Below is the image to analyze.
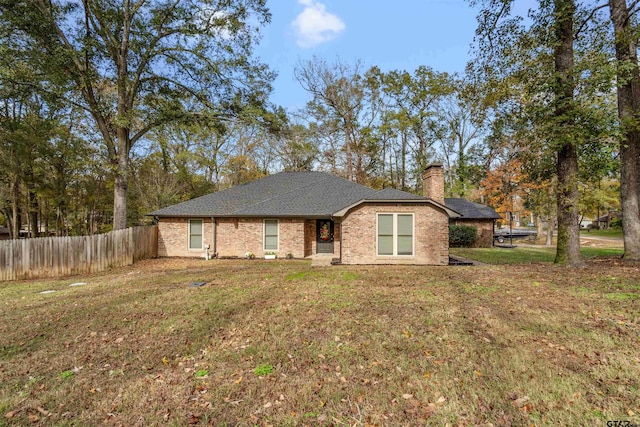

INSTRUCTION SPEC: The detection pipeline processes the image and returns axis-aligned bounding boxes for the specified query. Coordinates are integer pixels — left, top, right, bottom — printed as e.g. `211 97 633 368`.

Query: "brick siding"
340 203 449 265
422 164 445 204
158 217 307 258
158 206 446 264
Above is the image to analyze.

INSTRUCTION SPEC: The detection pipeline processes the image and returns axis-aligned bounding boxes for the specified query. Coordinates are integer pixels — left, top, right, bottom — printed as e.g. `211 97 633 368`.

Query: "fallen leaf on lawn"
114 337 124 344
402 394 414 400
424 403 437 418
263 402 272 408
36 407 49 416
513 396 530 407
5 410 18 419
409 398 421 408
234 376 243 384
424 372 431 379
475 370 482 377
28 414 39 423
436 396 446 404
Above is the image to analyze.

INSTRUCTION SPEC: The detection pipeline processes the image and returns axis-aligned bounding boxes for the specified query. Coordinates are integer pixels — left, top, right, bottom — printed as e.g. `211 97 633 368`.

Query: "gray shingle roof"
445 198 501 220
149 171 432 218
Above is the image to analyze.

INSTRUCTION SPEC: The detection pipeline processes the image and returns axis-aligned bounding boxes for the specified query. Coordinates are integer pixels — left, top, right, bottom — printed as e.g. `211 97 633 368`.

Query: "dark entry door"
316 219 334 254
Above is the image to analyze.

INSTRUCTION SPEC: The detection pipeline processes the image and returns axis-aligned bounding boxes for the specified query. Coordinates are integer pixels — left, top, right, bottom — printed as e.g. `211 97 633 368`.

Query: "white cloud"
291 0 345 48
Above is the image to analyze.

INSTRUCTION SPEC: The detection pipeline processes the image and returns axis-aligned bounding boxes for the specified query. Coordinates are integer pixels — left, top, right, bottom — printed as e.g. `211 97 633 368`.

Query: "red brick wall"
157 218 214 258
304 220 315 257
422 164 445 204
450 219 495 248
158 217 307 258
340 203 449 265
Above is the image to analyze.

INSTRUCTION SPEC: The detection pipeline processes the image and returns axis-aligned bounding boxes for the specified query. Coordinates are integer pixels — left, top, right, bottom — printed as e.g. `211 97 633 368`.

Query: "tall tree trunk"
29 188 38 238
553 0 583 266
345 123 354 181
609 0 640 260
546 217 555 247
112 127 130 230
401 131 407 190
11 175 20 239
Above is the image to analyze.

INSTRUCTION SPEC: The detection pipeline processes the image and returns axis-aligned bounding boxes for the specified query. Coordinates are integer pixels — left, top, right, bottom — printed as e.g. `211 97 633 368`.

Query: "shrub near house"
449 224 478 247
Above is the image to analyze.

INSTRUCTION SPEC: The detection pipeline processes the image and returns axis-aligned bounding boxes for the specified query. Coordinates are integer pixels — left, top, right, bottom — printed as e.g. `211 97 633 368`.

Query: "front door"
316 219 334 254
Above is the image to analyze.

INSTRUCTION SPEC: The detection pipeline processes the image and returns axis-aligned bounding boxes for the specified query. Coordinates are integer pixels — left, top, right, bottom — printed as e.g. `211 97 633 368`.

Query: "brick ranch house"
149 164 499 265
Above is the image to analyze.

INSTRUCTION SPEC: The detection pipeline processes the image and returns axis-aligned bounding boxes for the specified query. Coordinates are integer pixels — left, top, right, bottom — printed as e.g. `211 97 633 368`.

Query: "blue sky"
255 0 480 111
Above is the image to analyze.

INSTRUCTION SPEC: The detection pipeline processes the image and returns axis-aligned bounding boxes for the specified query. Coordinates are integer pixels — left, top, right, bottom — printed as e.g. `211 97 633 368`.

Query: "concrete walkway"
310 254 335 267
448 254 486 266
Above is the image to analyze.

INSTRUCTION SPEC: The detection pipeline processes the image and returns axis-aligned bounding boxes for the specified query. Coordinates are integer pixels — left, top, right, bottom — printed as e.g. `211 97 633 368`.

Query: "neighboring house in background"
445 198 502 248
0 226 10 241
593 211 619 229
150 164 463 265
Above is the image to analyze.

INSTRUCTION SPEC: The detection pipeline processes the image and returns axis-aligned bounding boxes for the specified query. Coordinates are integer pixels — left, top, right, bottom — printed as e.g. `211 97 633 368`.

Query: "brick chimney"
422 163 445 204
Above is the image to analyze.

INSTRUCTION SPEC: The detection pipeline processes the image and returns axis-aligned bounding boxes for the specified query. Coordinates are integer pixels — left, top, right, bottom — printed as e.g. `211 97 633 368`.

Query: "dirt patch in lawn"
1 258 639 426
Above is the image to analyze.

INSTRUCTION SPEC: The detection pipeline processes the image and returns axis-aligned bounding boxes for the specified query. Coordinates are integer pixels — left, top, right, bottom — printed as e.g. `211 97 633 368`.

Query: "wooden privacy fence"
0 226 158 281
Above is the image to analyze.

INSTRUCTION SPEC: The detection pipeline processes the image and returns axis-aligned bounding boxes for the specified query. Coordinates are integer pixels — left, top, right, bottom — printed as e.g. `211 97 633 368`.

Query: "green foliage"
0 0 275 229
60 370 74 379
449 225 477 247
194 369 209 378
253 364 273 376
610 217 622 229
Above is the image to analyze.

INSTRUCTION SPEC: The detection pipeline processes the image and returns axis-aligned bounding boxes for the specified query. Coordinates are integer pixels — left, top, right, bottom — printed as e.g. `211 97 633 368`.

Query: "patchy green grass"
0 258 639 426
581 228 623 238
451 246 624 264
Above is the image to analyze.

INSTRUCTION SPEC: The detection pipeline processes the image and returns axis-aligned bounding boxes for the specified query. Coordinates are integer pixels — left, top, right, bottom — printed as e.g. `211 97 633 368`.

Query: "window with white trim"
377 213 414 256
264 219 279 251
189 219 203 250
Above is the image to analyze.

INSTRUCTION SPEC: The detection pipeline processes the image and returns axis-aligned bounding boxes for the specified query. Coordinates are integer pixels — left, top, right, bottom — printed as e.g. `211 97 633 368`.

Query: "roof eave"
332 199 461 218
150 213 334 219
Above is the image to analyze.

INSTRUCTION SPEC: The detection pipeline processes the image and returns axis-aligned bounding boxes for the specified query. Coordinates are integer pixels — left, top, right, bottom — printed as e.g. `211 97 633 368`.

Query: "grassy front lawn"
581 229 623 238
450 246 624 265
1 258 638 426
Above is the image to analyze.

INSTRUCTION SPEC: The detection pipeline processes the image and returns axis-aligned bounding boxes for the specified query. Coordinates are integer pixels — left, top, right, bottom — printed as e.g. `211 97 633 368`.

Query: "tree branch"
575 3 608 39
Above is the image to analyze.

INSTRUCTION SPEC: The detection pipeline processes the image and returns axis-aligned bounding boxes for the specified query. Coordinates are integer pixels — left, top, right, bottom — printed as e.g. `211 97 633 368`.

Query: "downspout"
336 217 342 263
211 217 217 257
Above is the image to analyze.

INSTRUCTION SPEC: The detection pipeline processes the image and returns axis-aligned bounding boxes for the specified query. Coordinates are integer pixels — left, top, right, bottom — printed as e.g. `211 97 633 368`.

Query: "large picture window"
377 213 414 256
189 219 203 250
264 219 279 251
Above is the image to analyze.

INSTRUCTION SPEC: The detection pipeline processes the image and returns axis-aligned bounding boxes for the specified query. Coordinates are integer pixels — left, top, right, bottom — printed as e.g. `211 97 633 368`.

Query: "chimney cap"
424 163 444 171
